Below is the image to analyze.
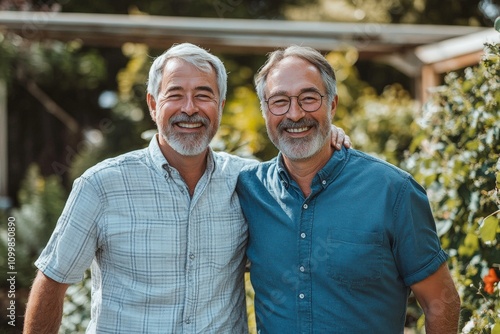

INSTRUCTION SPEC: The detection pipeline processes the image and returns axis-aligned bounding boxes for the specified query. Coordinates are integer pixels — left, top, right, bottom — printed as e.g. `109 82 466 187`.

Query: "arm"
411 263 461 334
330 125 351 150
24 270 70 334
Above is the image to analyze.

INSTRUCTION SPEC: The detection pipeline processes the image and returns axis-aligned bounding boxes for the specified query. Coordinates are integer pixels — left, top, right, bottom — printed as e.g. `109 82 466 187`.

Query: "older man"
237 45 461 333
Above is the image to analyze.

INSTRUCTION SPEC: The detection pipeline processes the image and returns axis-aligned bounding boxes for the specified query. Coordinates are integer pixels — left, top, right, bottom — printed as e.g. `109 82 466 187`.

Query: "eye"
195 94 214 102
299 93 320 104
165 93 184 101
269 95 289 106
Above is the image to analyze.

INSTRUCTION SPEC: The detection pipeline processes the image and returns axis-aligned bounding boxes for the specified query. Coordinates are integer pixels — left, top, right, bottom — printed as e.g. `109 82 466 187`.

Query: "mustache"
277 118 318 132
170 113 209 126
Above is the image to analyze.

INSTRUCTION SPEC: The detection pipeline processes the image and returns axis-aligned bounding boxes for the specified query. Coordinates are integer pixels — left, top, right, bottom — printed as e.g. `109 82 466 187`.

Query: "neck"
282 144 333 197
157 135 208 196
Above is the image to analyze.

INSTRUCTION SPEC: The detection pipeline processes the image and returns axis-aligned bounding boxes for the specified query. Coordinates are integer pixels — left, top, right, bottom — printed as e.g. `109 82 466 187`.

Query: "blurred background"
0 0 499 333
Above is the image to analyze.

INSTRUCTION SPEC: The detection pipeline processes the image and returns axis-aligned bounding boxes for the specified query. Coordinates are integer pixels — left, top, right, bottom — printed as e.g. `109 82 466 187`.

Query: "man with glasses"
237 45 460 333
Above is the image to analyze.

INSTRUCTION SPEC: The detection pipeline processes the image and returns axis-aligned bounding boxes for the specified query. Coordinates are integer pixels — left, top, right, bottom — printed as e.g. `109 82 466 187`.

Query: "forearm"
424 305 460 334
412 263 461 334
24 271 69 334
422 282 461 334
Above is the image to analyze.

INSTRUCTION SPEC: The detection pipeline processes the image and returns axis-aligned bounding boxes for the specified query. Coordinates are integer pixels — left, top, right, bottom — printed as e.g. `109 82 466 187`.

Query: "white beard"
267 116 331 161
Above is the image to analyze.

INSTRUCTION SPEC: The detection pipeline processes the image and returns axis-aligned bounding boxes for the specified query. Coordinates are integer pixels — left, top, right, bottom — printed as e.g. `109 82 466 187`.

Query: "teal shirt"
237 147 447 334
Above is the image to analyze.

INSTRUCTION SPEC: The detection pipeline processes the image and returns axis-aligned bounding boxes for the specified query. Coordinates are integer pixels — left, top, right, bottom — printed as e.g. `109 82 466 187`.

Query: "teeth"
286 126 309 133
178 122 202 129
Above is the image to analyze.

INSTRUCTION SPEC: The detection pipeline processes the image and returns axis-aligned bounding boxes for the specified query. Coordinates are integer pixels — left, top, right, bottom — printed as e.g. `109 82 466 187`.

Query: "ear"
146 93 157 122
330 95 339 119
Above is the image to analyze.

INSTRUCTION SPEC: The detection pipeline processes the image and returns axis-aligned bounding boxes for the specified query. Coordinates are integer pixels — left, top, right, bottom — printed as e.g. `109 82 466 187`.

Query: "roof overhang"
0 11 490 58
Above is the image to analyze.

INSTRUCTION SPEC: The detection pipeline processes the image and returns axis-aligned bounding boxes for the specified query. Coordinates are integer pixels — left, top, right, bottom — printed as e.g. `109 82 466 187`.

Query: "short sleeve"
392 177 448 286
35 176 104 283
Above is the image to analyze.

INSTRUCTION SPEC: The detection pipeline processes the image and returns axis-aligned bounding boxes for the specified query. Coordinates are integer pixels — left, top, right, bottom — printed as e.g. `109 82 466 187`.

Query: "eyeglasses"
265 91 325 116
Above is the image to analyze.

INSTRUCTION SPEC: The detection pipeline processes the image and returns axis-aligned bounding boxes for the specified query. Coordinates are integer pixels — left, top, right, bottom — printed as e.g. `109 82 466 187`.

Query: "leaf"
458 233 479 257
493 322 500 334
479 215 499 243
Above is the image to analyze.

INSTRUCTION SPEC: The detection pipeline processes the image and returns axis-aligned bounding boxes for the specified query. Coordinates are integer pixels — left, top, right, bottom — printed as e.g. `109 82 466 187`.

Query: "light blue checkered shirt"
36 136 254 333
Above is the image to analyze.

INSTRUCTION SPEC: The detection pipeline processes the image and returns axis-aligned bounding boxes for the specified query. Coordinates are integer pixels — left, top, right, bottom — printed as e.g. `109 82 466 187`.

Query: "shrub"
402 43 500 333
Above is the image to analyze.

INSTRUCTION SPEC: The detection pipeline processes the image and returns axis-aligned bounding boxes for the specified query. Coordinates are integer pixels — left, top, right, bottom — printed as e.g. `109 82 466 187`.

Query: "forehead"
266 57 324 95
161 58 219 94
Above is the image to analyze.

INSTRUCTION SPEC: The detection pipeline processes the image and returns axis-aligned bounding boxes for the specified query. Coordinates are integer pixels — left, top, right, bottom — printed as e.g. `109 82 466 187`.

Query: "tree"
60 0 316 20
285 0 497 26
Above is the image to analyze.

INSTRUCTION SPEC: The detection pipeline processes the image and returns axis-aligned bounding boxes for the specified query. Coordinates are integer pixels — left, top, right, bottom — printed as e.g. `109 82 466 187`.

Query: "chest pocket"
327 228 383 287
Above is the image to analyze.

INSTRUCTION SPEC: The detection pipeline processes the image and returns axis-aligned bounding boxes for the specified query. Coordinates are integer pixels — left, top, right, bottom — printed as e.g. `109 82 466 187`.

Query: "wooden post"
420 64 441 104
0 79 10 209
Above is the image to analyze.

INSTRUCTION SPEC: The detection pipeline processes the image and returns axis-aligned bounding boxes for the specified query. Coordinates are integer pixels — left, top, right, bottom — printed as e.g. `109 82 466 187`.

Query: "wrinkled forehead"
266 57 324 96
161 58 219 95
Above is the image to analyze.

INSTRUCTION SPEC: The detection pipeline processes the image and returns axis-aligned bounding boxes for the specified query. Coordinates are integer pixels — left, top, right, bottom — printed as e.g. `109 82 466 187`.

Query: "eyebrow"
269 87 321 97
195 86 216 95
165 85 216 95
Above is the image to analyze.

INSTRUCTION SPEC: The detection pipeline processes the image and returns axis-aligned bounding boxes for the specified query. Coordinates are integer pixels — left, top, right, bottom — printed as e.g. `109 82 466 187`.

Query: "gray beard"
268 117 331 161
159 113 215 156
160 131 211 156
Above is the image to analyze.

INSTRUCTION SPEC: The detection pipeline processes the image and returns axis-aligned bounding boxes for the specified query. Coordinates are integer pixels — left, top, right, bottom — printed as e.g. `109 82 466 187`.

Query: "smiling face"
263 56 337 161
147 58 223 157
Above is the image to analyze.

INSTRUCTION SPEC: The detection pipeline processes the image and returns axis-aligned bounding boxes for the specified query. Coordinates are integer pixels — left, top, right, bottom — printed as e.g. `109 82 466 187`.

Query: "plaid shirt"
36 136 253 333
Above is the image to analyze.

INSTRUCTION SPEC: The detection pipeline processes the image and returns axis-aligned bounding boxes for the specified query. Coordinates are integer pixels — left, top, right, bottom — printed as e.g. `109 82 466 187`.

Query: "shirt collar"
316 147 348 188
276 147 349 189
148 134 169 175
276 153 290 188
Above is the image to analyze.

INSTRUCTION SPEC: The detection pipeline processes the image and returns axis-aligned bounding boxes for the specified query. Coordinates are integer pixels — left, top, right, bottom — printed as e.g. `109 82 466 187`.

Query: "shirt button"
299 293 305 299
322 180 327 185
189 253 195 259
303 204 308 209
299 266 305 272
300 233 306 239
185 319 191 324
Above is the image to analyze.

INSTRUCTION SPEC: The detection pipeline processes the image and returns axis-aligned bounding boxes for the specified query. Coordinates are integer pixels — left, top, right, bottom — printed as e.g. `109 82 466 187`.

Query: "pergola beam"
0 11 489 56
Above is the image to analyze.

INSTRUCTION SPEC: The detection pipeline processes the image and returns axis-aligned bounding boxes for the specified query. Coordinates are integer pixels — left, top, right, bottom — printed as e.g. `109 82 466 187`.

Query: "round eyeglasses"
265 91 325 116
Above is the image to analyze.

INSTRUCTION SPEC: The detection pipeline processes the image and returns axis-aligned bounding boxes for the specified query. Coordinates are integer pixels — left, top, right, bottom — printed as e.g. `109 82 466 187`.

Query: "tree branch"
22 79 80 133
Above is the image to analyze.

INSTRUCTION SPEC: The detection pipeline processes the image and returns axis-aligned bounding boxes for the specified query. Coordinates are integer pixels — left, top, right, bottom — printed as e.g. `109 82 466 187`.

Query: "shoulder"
238 157 277 180
347 149 411 180
79 147 150 183
212 151 259 175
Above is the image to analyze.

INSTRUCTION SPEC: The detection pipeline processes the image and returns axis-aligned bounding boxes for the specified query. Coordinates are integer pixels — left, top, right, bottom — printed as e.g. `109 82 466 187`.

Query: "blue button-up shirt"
36 136 254 333
236 147 448 334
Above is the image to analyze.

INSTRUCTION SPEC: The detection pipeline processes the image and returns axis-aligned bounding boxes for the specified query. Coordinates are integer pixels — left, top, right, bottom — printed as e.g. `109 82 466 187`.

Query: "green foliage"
4 36 106 90
60 0 317 19
0 165 66 288
0 32 17 82
60 272 92 334
402 43 500 333
326 47 418 165
296 0 495 26
215 85 267 159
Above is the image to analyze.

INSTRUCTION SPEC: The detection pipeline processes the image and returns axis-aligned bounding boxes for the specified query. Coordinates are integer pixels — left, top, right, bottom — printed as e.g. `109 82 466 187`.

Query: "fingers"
330 125 352 150
334 127 344 150
343 134 352 149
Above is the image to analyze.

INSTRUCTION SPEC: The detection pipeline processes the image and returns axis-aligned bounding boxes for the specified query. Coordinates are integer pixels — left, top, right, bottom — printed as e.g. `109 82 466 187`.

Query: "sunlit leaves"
403 43 500 332
480 214 499 243
458 233 480 257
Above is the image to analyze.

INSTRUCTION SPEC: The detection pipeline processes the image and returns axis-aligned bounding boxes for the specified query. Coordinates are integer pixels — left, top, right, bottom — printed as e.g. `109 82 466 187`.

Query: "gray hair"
146 43 227 109
254 45 337 111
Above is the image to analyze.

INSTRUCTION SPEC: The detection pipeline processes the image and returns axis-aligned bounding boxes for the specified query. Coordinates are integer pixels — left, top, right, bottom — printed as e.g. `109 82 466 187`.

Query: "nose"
286 96 305 121
182 96 199 115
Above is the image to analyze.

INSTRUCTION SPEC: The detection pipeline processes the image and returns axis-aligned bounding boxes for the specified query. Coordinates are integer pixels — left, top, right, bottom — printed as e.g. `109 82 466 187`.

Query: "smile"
177 122 203 129
286 126 310 133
